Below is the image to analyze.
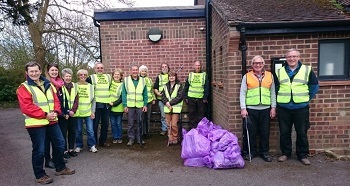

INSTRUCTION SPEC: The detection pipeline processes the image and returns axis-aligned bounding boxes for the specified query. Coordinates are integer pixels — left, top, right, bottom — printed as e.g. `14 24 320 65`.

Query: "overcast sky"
134 0 194 7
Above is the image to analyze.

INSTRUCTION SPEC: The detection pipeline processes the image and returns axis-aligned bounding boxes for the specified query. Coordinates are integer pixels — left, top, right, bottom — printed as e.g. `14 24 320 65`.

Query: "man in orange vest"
239 55 276 162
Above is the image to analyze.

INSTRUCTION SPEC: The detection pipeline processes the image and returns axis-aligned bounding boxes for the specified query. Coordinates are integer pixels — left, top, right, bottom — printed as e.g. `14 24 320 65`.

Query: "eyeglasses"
252 62 264 65
79 74 87 76
287 55 299 59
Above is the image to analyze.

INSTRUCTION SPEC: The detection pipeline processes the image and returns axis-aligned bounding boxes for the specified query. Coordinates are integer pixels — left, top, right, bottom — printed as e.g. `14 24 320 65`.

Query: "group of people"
17 60 209 184
240 48 319 165
17 47 317 184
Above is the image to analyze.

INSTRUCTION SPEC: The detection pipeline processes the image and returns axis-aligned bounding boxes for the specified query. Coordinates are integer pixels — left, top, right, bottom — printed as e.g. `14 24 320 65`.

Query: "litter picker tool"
245 116 252 163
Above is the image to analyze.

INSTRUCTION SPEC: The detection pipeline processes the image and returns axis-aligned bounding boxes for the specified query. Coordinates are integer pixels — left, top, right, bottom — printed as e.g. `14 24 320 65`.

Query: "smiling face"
78 71 88 82
131 66 139 79
140 70 147 77
63 73 72 83
94 63 104 74
113 71 121 82
251 56 265 74
48 66 59 78
26 65 42 83
286 50 300 69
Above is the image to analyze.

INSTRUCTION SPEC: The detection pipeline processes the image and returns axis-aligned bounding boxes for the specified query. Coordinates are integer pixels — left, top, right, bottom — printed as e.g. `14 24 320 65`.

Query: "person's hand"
109 102 113 106
203 99 208 103
69 110 75 117
46 112 57 121
90 113 95 119
270 107 276 118
142 106 147 112
152 100 156 105
241 109 248 118
185 99 188 104
64 115 69 120
124 107 129 113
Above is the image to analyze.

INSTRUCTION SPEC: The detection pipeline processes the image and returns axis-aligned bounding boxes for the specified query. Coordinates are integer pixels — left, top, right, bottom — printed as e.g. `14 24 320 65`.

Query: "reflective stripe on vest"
277 65 311 103
125 76 145 108
164 84 183 113
246 71 272 106
62 83 78 109
188 72 205 98
156 74 168 100
75 84 94 117
22 82 54 127
144 77 154 103
90 74 111 103
109 81 124 112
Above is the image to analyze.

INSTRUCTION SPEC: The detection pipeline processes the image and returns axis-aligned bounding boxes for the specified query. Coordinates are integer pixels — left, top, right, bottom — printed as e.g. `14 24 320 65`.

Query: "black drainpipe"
93 18 102 63
238 25 247 76
205 0 212 120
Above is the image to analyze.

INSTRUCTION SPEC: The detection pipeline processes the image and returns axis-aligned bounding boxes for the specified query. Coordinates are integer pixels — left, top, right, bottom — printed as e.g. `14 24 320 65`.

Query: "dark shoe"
63 152 70 159
36 175 53 184
55 167 75 176
68 151 77 157
64 159 68 163
300 158 311 165
137 140 145 145
242 154 255 161
261 154 272 162
45 160 55 169
278 155 288 162
99 142 110 147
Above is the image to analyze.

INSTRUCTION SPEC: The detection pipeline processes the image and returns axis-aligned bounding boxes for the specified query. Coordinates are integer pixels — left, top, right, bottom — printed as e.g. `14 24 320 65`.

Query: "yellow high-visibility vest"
156 74 168 100
143 77 155 103
62 83 78 109
277 65 311 103
75 84 94 117
90 74 111 103
109 81 124 112
21 82 55 127
246 71 273 105
188 72 205 98
164 84 183 113
124 76 145 108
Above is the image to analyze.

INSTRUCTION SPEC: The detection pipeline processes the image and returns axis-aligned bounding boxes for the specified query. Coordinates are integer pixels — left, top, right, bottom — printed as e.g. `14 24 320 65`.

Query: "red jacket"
17 76 62 128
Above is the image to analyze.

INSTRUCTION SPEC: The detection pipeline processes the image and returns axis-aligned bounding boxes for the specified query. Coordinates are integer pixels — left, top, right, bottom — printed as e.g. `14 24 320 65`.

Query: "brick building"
94 0 350 152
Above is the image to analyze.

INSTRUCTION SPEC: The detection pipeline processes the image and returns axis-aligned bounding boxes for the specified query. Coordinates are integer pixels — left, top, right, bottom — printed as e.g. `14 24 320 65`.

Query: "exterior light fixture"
148 27 162 43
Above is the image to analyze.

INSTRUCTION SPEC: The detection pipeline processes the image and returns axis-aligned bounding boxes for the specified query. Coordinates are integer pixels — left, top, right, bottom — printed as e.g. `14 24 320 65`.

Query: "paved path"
0 108 349 186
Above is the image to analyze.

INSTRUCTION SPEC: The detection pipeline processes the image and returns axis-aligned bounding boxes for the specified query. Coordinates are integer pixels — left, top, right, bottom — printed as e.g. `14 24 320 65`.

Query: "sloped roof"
211 0 350 23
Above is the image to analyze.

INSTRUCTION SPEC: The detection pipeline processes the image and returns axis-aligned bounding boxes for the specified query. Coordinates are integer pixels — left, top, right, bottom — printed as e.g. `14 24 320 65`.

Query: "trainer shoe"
35 175 53 184
113 139 118 144
278 155 288 162
300 158 311 165
74 147 82 153
160 131 166 136
89 145 98 153
127 139 134 146
117 139 123 144
55 167 75 176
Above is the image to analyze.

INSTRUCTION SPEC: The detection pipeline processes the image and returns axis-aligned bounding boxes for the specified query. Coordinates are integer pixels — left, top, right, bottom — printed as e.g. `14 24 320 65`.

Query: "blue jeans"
76 117 96 148
110 113 123 140
94 103 110 145
27 124 66 179
158 100 167 132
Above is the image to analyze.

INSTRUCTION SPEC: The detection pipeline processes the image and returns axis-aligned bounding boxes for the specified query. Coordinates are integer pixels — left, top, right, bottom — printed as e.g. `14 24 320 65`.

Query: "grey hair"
251 55 265 65
61 68 73 77
77 69 88 77
286 48 300 56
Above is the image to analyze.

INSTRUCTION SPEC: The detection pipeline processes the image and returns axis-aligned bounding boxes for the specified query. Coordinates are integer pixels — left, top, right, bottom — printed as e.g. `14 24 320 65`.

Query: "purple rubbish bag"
181 129 211 159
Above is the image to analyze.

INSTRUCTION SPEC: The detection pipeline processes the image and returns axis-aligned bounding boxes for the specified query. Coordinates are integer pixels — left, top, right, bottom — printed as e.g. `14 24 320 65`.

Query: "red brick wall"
99 19 206 83
211 13 350 151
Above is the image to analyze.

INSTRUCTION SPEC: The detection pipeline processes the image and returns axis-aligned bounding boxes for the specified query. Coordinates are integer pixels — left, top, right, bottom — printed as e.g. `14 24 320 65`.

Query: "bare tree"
0 0 134 68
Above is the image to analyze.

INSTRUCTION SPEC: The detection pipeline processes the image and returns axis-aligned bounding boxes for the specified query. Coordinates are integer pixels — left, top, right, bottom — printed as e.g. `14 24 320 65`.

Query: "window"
318 39 350 80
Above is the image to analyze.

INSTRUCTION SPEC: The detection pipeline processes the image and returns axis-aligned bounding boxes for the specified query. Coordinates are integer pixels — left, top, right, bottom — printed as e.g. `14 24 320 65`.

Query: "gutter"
93 18 103 63
235 19 350 35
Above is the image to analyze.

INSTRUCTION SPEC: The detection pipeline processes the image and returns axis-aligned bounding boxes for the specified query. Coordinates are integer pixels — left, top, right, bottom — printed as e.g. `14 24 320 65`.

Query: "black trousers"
58 116 77 150
278 105 310 160
187 97 206 129
94 104 110 145
242 108 271 156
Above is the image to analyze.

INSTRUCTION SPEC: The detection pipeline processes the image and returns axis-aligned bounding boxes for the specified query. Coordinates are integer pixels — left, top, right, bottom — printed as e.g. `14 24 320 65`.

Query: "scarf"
50 77 64 89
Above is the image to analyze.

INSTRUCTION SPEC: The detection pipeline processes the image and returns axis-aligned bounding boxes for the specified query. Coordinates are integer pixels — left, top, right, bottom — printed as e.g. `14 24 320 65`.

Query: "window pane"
319 43 345 76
